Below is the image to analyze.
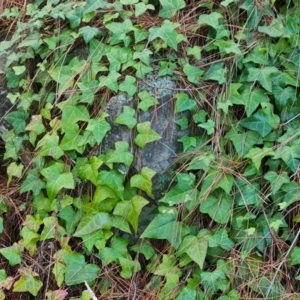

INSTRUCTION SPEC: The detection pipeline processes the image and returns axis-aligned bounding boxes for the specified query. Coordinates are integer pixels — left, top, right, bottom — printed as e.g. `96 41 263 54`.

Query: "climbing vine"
0 0 300 299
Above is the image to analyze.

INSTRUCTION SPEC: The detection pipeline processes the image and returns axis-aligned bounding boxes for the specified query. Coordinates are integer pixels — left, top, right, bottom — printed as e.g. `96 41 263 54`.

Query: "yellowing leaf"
134 122 161 148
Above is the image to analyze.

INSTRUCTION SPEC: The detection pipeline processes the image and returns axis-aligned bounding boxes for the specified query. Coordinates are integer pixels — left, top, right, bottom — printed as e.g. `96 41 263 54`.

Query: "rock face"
104 75 187 201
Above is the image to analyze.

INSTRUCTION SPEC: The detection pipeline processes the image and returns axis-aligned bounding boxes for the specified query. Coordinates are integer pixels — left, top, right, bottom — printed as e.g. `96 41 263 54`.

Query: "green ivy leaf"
239 109 278 138
213 40 242 55
289 246 300 266
0 243 22 266
175 92 197 113
37 134 64 160
138 91 159 112
130 167 156 196
79 157 103 185
187 46 201 61
86 113 111 144
64 252 100 286
208 229 234 251
119 75 137 97
134 122 161 148
247 67 280 92
79 26 101 44
60 123 85 153
7 162 23 186
78 80 99 104
41 162 75 200
74 212 111 237
149 20 181 50
159 0 186 18
177 235 208 269
135 3 155 17
99 71 121 92
5 111 28 134
200 194 232 224
226 129 260 157
114 195 149 233
57 100 90 124
198 12 223 27
160 173 196 206
258 18 284 37
264 171 290 195
141 212 189 249
98 170 124 199
203 62 226 84
183 63 204 84
218 290 240 300
199 119 215 135
106 141 134 167
274 145 300 172
244 147 275 170
115 106 137 129
84 0 107 13
13 267 43 296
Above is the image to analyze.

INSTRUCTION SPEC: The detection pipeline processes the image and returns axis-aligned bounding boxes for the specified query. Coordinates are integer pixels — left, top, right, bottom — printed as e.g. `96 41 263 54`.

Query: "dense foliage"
1 0 300 299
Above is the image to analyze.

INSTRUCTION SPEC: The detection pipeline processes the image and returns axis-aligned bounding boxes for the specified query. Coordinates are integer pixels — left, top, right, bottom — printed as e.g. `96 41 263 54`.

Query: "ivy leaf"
183 63 204 84
215 173 234 194
177 235 208 269
84 0 107 14
289 246 300 266
274 145 300 172
106 141 134 167
99 71 121 92
7 162 23 186
244 147 275 170
199 119 215 135
114 195 149 233
236 87 269 117
138 91 159 112
149 20 181 50
187 46 201 61
41 162 75 200
86 113 111 144
159 0 186 18
141 212 189 249
5 110 28 134
213 40 242 55
130 167 156 196
247 67 280 92
119 75 137 97
134 122 161 148
115 106 137 129
13 267 43 296
74 212 111 237
78 80 99 104
60 123 85 153
200 194 232 224
258 18 284 37
25 115 46 136
264 171 290 195
105 19 133 47
135 3 155 17
226 129 260 157
160 173 196 206
198 12 223 27
208 229 234 251
239 109 276 137
79 26 101 44
98 170 124 200
79 156 103 185
175 92 197 113
218 290 240 300
64 252 100 286
0 243 22 266
203 62 226 84
57 100 90 124
37 135 64 160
